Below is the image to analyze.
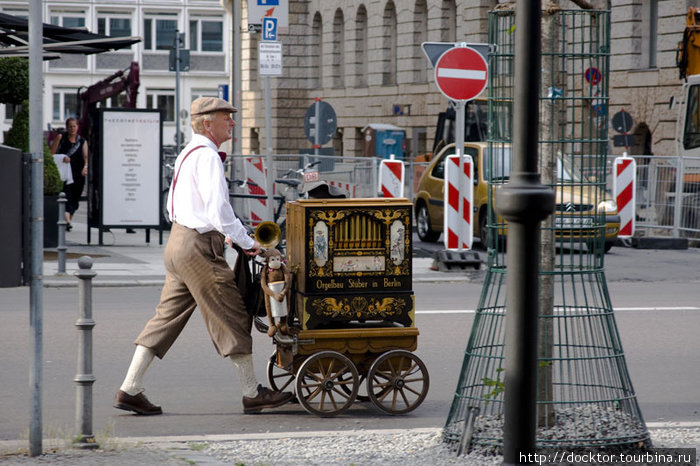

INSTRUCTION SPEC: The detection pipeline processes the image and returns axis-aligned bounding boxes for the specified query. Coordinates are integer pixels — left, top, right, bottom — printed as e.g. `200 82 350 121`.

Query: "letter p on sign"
262 17 277 41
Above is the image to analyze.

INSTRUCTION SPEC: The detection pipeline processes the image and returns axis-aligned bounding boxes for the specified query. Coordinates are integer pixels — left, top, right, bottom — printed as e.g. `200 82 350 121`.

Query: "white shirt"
167 134 254 249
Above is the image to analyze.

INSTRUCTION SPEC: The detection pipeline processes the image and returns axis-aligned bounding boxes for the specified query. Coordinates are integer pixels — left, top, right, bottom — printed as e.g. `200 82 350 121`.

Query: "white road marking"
416 306 700 314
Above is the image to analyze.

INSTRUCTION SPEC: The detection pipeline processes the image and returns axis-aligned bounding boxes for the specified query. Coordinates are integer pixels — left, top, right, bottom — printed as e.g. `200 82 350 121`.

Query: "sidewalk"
41 212 478 287
2 423 698 465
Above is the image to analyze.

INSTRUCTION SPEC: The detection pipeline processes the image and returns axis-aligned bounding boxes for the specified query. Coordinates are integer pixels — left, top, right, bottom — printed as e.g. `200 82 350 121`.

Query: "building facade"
0 0 691 159
238 0 689 159
1 0 230 147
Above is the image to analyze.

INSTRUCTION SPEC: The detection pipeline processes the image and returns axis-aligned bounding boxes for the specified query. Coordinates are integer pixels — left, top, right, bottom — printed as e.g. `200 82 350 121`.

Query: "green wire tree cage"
443 7 649 454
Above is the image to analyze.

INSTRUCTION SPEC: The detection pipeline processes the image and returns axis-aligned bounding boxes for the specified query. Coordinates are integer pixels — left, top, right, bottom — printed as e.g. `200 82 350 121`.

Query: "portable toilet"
362 124 405 159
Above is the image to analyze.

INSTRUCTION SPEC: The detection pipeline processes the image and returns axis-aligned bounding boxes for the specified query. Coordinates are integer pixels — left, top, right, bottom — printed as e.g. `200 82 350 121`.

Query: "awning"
0 12 140 57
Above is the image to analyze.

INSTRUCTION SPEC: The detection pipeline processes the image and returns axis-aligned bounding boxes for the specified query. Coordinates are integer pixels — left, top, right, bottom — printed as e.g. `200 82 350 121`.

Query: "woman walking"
50 117 88 231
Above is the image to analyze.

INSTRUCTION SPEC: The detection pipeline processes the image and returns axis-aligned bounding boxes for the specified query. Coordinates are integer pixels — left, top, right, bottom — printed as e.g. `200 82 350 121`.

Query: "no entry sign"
434 45 488 102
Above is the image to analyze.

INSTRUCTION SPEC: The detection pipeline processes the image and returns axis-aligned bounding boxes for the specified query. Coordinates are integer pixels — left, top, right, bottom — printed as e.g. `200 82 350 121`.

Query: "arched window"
382 1 397 85
413 0 428 83
311 12 322 89
333 9 345 88
441 0 456 42
355 4 368 87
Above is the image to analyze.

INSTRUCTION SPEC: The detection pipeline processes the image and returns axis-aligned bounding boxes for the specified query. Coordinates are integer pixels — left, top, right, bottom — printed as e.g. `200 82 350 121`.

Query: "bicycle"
228 161 322 254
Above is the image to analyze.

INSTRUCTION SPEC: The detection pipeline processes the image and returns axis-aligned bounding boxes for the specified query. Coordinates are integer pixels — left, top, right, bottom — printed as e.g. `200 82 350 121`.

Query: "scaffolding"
444 8 649 453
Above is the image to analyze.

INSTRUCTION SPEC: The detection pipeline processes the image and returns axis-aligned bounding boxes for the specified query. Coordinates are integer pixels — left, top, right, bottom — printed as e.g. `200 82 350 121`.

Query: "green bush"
0 58 29 104
4 100 63 196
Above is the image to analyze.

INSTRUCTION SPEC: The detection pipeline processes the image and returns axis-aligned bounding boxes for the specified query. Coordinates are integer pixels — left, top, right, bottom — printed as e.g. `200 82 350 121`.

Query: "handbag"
232 244 266 318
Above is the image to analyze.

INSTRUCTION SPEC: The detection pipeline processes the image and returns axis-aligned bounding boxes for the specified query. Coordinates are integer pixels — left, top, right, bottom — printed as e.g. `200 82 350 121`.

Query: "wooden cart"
258 198 430 417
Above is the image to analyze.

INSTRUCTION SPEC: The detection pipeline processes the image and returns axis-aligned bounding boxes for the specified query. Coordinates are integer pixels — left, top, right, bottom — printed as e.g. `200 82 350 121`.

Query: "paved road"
2 251 699 441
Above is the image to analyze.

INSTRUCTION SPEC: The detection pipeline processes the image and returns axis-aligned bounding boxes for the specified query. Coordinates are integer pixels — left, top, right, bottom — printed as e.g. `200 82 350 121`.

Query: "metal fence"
162 147 700 239
599 155 700 239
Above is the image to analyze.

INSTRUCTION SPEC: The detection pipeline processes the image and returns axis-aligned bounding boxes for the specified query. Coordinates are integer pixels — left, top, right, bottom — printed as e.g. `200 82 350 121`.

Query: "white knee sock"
119 345 155 396
230 353 259 398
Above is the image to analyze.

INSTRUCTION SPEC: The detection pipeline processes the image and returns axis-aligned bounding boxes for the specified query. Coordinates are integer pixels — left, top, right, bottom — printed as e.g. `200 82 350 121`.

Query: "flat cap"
190 97 237 116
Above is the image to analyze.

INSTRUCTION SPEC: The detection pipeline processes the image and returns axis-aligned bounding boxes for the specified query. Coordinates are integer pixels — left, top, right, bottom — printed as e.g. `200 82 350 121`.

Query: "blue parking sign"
262 17 277 41
258 0 279 5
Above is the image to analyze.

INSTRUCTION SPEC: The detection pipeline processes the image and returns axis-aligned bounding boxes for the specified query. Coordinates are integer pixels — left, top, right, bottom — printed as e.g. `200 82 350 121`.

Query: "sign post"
259 40 282 219
433 43 488 251
170 31 188 153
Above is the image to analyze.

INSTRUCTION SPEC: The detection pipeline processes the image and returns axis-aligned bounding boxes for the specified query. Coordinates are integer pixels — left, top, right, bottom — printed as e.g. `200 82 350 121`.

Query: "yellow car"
413 142 620 252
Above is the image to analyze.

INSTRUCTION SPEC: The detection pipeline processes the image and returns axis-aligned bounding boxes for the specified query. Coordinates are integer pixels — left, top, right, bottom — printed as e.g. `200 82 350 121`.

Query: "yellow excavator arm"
677 7 700 80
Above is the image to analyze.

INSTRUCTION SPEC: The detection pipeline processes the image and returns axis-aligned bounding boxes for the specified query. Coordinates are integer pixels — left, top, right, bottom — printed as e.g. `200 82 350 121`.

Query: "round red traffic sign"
584 67 601 86
434 46 488 102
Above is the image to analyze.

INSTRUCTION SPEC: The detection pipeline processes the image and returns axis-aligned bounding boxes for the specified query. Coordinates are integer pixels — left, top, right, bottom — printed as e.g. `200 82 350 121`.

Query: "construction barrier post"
444 154 473 250
613 153 636 238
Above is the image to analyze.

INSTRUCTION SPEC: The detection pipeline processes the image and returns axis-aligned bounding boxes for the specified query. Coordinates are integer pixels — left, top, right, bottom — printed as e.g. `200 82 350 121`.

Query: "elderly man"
114 97 292 415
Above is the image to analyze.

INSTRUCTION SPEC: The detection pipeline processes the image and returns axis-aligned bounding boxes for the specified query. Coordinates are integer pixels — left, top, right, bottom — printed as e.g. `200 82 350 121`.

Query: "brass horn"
254 221 282 248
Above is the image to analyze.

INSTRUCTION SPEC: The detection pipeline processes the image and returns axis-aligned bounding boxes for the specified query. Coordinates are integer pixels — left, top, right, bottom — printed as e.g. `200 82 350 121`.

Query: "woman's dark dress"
56 135 86 215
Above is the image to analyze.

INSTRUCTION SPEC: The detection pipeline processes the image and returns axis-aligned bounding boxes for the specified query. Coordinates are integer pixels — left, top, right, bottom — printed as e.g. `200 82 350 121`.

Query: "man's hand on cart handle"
245 240 263 256
225 237 263 256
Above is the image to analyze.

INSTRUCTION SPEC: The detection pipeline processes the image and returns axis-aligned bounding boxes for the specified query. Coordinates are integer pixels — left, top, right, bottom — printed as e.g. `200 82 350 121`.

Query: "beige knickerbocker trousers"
134 222 252 358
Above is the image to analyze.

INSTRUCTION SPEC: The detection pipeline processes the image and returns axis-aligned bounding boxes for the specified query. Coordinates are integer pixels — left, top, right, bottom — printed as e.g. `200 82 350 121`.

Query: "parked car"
413 143 620 252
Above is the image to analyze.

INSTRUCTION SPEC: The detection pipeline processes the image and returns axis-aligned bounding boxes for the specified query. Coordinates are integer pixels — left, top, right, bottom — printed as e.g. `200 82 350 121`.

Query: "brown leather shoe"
114 390 163 415
242 384 293 414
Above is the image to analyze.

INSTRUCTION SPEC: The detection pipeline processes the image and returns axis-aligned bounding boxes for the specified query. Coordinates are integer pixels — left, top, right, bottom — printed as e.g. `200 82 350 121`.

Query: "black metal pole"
57 193 67 275
74 257 98 449
494 1 554 464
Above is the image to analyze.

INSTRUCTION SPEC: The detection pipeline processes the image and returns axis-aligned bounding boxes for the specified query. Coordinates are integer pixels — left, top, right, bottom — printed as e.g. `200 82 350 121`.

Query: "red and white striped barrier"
613 154 636 238
444 154 473 250
378 159 405 198
243 156 268 226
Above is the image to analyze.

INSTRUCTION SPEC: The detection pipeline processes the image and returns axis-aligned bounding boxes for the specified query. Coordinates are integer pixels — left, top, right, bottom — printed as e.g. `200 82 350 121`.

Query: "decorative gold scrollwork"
309 296 407 320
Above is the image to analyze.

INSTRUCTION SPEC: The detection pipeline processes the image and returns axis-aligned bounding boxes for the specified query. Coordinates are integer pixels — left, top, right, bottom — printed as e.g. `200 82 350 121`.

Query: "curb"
2 423 698 453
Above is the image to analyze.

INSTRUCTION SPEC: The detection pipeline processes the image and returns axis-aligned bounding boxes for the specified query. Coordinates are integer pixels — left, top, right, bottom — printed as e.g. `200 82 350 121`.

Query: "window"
355 5 368 87
332 9 345 88
146 90 175 122
192 89 218 101
381 1 397 85
440 0 456 42
101 95 129 108
144 15 178 51
50 11 85 29
52 89 79 122
641 0 658 69
98 14 132 37
4 103 16 120
683 85 700 150
413 0 428 83
311 13 322 88
189 18 223 52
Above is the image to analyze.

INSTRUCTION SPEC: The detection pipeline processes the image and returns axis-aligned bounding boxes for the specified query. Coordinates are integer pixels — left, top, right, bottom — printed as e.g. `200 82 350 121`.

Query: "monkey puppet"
260 249 291 337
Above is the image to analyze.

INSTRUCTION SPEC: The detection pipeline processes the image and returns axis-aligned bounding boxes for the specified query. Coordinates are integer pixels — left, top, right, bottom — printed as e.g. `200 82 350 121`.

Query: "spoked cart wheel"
266 353 295 393
295 351 359 417
366 350 430 415
337 371 370 402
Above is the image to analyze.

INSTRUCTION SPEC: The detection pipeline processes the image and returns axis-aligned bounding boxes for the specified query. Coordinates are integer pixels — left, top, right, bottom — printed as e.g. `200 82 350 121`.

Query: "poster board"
99 109 162 228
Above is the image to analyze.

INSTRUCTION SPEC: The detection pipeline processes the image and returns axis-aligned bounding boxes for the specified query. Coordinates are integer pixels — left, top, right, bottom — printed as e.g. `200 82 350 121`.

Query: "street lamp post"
494 1 555 464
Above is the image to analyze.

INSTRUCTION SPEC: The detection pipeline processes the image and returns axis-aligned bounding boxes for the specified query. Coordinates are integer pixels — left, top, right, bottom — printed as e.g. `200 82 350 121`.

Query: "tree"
4 100 63 196
0 58 29 104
